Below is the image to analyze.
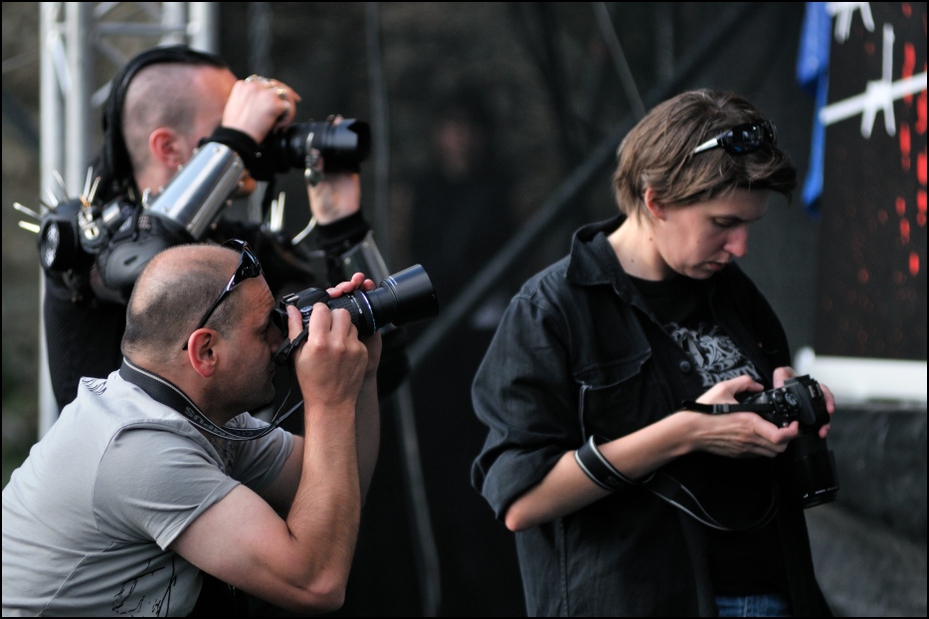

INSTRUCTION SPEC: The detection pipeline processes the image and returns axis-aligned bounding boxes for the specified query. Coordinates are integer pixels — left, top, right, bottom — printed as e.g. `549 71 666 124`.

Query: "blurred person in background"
405 87 526 615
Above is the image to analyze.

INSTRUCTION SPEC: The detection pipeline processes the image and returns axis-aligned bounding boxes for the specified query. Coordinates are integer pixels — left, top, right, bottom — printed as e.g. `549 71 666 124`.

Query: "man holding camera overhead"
3 239 381 615
35 44 405 414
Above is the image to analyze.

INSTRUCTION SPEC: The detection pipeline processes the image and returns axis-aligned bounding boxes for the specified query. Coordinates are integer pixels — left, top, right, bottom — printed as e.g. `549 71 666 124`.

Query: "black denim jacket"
471 216 831 616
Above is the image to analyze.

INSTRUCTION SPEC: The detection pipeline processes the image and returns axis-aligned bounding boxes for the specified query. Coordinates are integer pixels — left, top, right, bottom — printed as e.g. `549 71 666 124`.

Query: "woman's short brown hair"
612 89 797 217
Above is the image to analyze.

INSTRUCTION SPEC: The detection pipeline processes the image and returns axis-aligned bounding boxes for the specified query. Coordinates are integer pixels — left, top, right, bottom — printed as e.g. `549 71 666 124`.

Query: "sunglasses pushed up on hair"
693 119 777 155
181 239 262 350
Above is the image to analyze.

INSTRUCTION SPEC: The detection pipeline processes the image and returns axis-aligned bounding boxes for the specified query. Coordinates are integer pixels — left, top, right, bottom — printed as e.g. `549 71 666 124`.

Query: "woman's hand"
773 366 835 439
685 374 798 458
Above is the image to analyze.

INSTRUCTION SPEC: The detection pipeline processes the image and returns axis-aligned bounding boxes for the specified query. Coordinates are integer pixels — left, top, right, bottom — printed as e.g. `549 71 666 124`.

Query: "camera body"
738 375 840 508
272 264 438 364
739 374 830 429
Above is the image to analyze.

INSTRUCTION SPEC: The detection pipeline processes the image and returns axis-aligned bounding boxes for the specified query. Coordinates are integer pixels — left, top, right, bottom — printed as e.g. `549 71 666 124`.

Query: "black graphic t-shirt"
630 274 762 386
630 274 789 598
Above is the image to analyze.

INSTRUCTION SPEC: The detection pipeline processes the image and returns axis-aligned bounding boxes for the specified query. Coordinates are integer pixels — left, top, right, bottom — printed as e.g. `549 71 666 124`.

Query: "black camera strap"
638 399 783 531
119 358 302 441
680 401 776 415
579 433 778 532
273 326 310 365
643 467 779 532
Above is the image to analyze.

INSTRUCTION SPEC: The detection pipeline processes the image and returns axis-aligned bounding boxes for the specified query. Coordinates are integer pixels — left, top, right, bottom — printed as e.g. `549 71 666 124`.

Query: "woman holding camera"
471 89 834 617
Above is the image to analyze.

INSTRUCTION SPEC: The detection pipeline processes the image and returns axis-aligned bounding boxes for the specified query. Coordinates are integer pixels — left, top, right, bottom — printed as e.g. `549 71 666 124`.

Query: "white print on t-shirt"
665 322 761 387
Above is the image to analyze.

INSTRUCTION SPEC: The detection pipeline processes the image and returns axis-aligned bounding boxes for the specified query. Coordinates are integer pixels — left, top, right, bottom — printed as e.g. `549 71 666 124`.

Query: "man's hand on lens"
307 116 362 224
326 273 383 377
286 290 368 410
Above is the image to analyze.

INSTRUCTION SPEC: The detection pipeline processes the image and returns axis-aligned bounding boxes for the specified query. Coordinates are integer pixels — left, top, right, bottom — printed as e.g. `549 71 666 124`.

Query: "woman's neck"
608 214 671 281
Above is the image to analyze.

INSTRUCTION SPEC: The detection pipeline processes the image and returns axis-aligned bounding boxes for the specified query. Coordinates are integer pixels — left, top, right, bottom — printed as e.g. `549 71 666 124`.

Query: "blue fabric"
717 592 793 617
796 2 832 216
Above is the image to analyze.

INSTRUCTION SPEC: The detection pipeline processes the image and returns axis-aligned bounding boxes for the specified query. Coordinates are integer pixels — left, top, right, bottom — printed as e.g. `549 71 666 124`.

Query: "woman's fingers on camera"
699 413 794 458
742 416 796 457
697 374 762 404
820 382 836 415
772 366 797 389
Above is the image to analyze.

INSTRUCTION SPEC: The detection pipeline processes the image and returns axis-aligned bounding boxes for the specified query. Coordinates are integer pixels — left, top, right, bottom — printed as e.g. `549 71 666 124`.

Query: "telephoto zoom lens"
273 264 438 341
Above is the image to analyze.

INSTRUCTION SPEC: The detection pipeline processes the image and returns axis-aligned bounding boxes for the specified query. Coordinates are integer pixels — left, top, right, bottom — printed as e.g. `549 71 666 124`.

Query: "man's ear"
643 187 668 221
149 127 187 171
187 330 219 378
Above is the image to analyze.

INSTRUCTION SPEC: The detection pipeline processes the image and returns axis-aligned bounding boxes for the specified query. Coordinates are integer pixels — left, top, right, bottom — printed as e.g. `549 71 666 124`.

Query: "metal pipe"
365 3 441 615
366 2 392 265
592 2 646 120
64 2 92 193
38 2 65 437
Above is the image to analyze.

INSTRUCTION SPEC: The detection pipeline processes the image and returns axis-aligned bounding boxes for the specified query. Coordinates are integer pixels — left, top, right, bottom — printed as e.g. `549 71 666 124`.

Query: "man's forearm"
286 399 361 597
355 377 380 502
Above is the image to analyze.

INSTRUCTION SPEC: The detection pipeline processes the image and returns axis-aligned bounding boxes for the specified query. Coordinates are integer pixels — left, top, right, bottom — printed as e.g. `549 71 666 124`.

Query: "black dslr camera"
686 374 839 508
263 119 371 174
738 375 839 508
272 264 438 364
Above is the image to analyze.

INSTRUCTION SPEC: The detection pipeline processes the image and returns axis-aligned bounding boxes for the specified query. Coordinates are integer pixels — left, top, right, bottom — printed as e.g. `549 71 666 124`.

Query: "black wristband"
315 210 371 253
574 435 638 491
202 127 276 181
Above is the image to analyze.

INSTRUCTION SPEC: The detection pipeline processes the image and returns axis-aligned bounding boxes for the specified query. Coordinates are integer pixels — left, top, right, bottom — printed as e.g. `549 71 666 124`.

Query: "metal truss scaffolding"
37 2 219 436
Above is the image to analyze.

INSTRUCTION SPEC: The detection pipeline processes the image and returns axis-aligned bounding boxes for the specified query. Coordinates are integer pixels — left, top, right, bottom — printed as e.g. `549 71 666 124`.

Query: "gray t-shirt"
2 369 293 616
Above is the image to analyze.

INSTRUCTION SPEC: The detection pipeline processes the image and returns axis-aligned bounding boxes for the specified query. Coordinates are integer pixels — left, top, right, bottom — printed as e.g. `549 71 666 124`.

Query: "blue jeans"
716 593 793 617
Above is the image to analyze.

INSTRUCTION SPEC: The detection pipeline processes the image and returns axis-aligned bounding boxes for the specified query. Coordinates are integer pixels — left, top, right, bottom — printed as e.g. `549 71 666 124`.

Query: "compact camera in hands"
271 264 438 364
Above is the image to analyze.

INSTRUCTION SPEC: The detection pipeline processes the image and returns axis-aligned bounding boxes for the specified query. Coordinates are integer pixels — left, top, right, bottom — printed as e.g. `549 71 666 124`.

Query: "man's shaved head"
122 63 234 177
94 45 229 203
122 244 243 364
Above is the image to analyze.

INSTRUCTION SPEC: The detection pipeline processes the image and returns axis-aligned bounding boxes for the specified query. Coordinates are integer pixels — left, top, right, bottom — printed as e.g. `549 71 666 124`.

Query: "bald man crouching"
2 241 381 617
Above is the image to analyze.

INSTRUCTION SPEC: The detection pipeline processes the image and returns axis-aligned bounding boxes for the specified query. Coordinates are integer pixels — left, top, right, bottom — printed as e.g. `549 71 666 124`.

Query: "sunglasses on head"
693 119 777 155
181 239 263 350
